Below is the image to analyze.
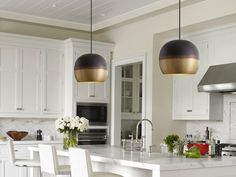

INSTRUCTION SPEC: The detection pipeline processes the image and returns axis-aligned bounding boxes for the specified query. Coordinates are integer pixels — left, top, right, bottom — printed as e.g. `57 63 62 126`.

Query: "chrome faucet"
135 119 154 141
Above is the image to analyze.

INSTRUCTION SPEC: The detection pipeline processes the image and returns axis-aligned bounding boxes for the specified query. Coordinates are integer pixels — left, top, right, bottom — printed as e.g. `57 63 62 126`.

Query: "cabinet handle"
16 108 23 111
89 95 95 97
186 110 192 112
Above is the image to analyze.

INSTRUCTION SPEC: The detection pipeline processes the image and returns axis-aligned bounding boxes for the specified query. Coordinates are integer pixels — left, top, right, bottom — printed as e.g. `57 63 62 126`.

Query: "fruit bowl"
6 131 28 141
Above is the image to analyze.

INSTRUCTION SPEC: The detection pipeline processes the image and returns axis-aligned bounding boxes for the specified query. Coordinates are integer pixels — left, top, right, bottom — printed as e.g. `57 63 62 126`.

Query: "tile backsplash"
0 118 62 140
187 94 236 143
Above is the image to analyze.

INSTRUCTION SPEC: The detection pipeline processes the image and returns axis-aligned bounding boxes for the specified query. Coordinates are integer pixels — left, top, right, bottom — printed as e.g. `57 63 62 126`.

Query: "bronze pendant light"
74 0 108 82
159 0 199 75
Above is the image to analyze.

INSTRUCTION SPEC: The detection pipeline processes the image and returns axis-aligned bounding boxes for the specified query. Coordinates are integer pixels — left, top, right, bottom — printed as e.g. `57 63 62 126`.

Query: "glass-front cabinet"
121 63 142 120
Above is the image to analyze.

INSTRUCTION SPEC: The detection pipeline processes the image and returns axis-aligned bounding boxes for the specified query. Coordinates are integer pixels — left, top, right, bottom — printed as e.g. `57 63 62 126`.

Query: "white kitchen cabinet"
121 63 142 120
42 49 64 115
0 34 64 118
0 46 41 115
75 49 110 103
18 47 41 114
172 41 210 120
0 45 19 113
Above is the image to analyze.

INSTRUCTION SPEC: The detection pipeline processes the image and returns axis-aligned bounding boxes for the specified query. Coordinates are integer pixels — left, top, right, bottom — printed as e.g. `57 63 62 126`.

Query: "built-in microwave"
76 103 107 125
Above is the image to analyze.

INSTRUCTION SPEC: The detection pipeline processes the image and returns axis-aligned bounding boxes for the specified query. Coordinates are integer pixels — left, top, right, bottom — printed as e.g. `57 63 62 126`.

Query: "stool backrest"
7 140 16 164
38 144 59 175
69 148 93 177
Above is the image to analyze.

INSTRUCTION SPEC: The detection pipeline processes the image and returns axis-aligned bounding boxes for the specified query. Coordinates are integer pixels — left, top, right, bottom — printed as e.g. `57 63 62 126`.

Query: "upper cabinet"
0 45 19 113
0 34 64 118
172 41 210 120
75 49 110 103
19 47 41 114
42 49 64 115
64 39 114 116
121 63 142 120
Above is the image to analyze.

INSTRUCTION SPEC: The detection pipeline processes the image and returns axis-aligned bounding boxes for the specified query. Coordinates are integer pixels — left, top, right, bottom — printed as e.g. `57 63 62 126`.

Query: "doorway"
111 54 147 146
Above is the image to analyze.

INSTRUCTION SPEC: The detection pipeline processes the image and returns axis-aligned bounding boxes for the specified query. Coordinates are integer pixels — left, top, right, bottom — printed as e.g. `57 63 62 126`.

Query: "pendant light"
159 0 199 75
74 0 108 82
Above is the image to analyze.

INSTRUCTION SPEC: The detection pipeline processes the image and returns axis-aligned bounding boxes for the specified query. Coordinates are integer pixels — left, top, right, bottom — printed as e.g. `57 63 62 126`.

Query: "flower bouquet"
55 116 89 149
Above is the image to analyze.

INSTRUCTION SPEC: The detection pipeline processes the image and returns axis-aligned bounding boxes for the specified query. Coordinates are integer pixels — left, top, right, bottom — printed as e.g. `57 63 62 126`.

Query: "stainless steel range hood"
198 63 236 92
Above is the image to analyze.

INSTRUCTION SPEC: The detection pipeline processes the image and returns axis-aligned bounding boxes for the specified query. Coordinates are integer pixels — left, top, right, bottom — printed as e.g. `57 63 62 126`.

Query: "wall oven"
78 128 107 145
76 103 107 125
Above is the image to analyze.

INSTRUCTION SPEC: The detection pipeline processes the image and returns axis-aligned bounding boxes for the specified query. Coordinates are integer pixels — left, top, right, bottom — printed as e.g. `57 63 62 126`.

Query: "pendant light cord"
179 0 181 40
90 0 93 53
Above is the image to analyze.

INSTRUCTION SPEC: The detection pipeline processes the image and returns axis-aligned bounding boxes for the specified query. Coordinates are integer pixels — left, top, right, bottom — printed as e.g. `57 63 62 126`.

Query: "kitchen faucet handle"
128 134 134 141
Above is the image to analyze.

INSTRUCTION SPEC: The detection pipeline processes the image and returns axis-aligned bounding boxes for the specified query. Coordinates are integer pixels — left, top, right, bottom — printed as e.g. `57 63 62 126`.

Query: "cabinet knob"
186 110 192 112
44 108 47 111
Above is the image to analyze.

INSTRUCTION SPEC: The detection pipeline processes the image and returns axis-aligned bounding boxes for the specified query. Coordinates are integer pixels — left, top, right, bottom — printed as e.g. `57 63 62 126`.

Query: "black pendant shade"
159 0 199 75
74 0 108 82
159 40 199 74
74 54 108 82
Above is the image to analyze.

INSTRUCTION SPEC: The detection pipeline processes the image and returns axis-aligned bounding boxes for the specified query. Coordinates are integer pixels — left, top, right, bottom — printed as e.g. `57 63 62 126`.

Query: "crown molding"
0 10 90 31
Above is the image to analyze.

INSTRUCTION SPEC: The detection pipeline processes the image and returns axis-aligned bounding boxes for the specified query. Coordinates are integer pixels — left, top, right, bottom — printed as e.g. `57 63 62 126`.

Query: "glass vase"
63 131 78 149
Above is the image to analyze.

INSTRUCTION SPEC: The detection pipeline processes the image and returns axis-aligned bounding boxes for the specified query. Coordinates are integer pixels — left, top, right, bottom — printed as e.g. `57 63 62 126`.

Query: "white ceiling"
0 0 184 31
0 0 158 24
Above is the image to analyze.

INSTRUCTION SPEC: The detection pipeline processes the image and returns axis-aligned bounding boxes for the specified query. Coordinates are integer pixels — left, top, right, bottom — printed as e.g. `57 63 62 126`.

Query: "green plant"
185 146 201 158
174 138 186 156
164 134 179 153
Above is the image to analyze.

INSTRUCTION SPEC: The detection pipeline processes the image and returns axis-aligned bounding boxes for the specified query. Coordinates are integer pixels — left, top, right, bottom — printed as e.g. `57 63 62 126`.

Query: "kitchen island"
29 145 236 177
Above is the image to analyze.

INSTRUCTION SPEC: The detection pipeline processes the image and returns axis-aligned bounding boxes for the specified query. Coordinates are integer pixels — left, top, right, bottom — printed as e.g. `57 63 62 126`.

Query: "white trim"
0 10 90 31
111 53 147 146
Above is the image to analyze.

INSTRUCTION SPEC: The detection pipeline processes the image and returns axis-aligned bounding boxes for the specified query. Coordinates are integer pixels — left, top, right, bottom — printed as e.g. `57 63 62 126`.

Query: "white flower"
55 116 89 133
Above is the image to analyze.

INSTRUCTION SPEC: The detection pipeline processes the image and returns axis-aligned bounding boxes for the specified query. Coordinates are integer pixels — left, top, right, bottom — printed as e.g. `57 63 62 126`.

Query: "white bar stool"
7 140 41 177
38 144 70 177
69 148 123 177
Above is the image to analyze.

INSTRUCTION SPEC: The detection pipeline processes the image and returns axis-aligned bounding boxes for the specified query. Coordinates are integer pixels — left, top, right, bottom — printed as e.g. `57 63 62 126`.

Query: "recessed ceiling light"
100 13 106 17
52 4 57 8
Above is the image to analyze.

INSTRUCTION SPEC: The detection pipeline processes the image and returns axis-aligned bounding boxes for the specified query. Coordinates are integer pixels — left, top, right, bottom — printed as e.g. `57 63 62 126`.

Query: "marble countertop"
29 145 236 171
0 140 63 145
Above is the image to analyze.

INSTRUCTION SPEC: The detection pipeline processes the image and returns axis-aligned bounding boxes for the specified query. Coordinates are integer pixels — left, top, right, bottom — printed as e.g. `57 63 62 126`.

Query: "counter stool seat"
58 165 71 175
94 172 123 177
14 159 40 167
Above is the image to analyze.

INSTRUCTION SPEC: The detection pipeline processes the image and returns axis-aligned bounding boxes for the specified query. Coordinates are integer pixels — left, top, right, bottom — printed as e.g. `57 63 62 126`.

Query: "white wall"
96 0 236 149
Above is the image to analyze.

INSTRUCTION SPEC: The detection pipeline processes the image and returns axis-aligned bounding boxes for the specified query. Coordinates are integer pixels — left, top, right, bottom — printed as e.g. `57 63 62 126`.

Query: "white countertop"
0 140 63 145
29 145 236 171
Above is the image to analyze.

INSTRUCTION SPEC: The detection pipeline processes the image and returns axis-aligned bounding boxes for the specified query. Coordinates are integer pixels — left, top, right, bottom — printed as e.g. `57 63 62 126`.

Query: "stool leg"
19 167 28 177
1 160 5 177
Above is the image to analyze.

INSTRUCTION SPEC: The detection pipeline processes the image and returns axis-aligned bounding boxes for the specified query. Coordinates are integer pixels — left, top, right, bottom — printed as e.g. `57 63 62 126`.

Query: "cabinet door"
173 75 193 119
192 41 209 118
0 46 19 113
19 47 41 113
192 70 209 117
43 49 63 114
172 41 210 120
